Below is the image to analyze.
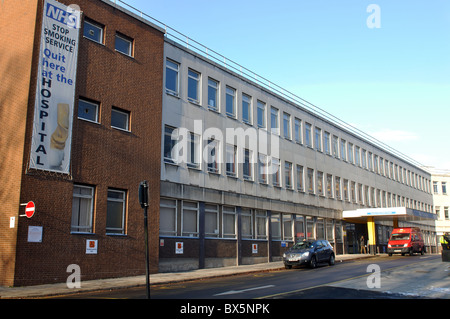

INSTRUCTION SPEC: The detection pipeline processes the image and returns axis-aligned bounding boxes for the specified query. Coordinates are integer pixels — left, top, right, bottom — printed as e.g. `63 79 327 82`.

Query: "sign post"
139 181 150 299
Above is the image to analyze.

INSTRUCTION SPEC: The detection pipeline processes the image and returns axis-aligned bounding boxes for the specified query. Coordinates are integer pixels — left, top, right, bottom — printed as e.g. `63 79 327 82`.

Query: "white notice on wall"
86 239 98 254
28 226 43 242
175 242 184 254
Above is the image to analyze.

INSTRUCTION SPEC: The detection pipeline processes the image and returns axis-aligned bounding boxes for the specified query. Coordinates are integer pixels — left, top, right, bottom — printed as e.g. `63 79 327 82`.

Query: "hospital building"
0 0 438 286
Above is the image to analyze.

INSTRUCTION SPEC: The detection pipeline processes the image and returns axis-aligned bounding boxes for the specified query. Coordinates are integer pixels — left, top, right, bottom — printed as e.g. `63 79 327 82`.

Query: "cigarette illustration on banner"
49 103 70 168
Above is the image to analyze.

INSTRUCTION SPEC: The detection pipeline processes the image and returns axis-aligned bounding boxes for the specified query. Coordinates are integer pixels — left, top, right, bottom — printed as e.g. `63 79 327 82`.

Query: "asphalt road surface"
53 254 448 300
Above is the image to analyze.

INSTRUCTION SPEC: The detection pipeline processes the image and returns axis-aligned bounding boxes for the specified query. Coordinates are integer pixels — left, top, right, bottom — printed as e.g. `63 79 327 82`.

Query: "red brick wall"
0 0 39 287
13 0 164 286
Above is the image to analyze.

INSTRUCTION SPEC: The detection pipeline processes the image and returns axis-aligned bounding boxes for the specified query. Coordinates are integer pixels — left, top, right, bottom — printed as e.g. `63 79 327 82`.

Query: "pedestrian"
360 235 367 254
441 232 450 251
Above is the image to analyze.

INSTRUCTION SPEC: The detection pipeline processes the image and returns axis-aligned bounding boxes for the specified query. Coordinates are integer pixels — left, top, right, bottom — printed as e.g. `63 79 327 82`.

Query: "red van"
387 227 425 256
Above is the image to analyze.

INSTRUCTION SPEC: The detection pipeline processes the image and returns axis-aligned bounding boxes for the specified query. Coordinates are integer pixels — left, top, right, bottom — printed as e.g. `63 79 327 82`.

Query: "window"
257 100 266 128
351 181 356 203
242 94 252 124
340 139 347 161
317 171 324 196
182 201 198 237
258 153 268 184
188 132 200 169
335 176 341 199
270 107 279 134
160 198 177 236
226 86 236 118
361 149 366 169
115 33 132 56
78 98 99 122
323 131 330 155
187 69 200 103
283 113 291 139
164 126 178 164
332 135 339 158
207 138 220 173
295 216 305 240
111 107 130 131
283 214 293 241
271 213 281 240
272 157 281 187
243 149 253 180
223 206 236 238
294 118 302 143
106 189 126 235
326 174 333 198
374 155 379 174
305 123 312 147
343 179 349 201
307 168 314 194
433 181 439 194
226 144 237 177
445 207 449 220
256 210 267 239
205 204 219 237
296 165 304 191
315 127 322 151
241 208 253 239
83 18 104 44
443 182 447 195
71 185 94 233
347 143 354 163
165 59 179 96
355 146 361 166
306 216 315 239
368 152 373 171
208 78 219 111
285 161 293 189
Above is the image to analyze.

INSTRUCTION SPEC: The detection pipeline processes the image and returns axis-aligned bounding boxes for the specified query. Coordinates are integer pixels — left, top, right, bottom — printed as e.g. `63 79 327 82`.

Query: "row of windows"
71 185 127 235
160 198 343 242
78 98 130 131
164 125 432 213
83 17 134 57
165 58 431 194
433 181 447 195
435 206 450 220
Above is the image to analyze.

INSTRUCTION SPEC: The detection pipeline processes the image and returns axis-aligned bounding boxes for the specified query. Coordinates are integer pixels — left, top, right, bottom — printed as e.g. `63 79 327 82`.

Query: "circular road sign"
25 201 35 218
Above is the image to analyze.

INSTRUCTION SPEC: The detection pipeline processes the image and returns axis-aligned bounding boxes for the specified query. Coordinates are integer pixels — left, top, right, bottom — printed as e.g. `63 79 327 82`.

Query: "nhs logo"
45 2 80 29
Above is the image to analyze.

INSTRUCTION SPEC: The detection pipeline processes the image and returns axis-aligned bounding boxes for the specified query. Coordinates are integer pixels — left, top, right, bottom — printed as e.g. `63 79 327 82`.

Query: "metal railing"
111 0 425 169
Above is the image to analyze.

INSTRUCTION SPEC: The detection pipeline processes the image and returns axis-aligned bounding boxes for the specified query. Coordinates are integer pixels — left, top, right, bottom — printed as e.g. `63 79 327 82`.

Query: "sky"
122 0 450 170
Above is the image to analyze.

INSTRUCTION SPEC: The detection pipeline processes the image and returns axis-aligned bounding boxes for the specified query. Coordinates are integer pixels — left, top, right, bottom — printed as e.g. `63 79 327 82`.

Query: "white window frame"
165 59 179 96
160 198 177 236
71 185 94 234
106 189 127 235
115 33 133 56
208 78 219 111
187 69 201 104
111 107 130 131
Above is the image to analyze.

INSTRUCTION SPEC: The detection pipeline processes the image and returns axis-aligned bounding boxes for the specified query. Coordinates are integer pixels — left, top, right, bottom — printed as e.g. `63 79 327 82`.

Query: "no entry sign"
25 201 35 218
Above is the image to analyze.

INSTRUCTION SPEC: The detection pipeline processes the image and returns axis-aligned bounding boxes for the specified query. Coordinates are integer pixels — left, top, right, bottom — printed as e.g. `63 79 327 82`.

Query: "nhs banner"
29 0 80 174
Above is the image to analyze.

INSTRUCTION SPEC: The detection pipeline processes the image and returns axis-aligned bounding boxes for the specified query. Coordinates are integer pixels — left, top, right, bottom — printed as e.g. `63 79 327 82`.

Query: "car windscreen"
390 233 410 241
292 241 313 249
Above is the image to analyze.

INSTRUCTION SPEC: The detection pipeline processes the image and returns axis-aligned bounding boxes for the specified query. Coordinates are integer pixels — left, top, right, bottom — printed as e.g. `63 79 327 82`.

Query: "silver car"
283 240 335 269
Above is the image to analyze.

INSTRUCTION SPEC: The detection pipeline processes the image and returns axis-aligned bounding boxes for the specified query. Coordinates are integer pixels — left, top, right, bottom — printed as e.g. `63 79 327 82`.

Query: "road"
52 254 449 300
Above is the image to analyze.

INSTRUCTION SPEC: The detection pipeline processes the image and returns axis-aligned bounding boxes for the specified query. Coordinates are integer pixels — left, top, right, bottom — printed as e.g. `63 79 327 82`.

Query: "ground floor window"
71 185 94 233
106 189 126 235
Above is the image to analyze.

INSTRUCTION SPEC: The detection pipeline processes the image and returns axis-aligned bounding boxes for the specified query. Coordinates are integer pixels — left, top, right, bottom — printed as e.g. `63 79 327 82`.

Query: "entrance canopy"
343 207 437 224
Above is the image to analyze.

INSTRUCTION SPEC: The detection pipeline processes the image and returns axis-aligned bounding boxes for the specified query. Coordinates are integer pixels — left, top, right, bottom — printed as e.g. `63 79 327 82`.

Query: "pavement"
0 254 375 299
